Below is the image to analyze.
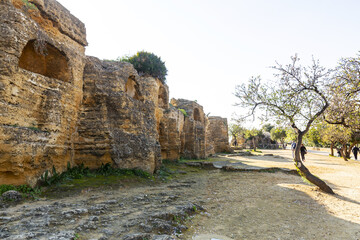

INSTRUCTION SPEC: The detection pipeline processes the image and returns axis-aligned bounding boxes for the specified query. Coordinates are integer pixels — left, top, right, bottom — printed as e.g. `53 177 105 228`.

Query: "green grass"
22 0 37 10
0 184 41 199
4 160 207 200
245 149 263 154
39 162 153 187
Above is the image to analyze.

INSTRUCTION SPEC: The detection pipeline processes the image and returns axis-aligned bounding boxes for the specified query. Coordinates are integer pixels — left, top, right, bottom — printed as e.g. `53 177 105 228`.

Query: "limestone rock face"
140 80 186 161
171 99 207 159
139 76 170 135
159 107 185 160
0 0 231 185
206 116 232 155
0 0 86 185
74 57 161 173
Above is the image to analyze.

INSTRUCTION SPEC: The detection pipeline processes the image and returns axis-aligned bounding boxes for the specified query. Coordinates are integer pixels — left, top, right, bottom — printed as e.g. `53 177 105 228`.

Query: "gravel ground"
1 150 360 240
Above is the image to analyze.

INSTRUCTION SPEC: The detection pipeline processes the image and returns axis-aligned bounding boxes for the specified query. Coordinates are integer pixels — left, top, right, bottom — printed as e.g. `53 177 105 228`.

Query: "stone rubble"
0 176 206 240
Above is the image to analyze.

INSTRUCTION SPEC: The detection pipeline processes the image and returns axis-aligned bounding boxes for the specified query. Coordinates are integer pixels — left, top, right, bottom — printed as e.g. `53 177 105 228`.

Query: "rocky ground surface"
0 166 206 240
1 149 360 240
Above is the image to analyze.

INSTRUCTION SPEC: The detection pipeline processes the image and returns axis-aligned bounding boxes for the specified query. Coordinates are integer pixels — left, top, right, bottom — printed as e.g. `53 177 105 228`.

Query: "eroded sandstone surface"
206 116 232 155
0 0 86 185
74 57 162 173
0 0 231 186
159 106 185 161
171 99 207 159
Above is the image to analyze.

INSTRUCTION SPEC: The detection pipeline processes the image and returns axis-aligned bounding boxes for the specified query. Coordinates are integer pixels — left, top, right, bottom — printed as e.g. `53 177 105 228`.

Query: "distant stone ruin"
0 0 231 186
170 99 207 159
206 116 233 155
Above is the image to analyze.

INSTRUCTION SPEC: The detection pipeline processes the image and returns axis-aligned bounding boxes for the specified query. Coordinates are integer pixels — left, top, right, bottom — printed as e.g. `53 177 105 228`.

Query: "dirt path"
1 150 360 239
183 149 360 240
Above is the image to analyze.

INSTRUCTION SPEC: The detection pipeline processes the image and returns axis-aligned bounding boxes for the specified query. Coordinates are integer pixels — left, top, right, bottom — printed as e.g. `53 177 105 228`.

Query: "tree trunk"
346 142 358 159
252 138 256 151
295 134 334 194
330 143 334 156
281 140 285 149
344 144 350 159
341 143 348 161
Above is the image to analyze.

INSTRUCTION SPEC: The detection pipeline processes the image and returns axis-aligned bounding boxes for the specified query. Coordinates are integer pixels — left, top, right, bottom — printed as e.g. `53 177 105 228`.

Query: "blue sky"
57 0 360 126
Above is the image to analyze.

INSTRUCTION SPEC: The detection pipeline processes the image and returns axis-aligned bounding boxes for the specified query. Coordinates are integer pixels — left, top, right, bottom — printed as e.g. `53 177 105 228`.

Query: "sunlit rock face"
158 106 185 161
0 0 86 185
0 0 231 186
142 81 186 161
171 99 207 159
206 116 232 155
74 57 161 173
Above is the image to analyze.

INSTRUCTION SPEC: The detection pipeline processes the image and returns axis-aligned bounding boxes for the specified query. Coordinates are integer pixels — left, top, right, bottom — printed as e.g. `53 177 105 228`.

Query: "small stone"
123 233 151 240
104 199 117 204
89 216 99 221
153 235 176 240
2 190 22 202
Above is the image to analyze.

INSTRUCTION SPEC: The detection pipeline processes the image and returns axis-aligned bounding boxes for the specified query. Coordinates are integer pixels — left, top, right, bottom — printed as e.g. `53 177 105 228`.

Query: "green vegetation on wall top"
119 51 168 83
178 108 187 116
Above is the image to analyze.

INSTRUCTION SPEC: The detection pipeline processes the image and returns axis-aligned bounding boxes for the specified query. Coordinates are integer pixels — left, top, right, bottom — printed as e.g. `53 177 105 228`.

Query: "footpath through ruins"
1 149 360 240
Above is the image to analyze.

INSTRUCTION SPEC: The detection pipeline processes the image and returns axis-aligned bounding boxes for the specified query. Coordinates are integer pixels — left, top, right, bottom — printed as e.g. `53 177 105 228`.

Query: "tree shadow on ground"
186 170 360 240
334 193 360 206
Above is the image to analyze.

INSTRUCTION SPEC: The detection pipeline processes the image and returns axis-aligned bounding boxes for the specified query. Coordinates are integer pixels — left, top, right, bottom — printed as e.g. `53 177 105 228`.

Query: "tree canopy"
262 123 275 133
324 55 360 129
244 128 263 151
270 127 287 145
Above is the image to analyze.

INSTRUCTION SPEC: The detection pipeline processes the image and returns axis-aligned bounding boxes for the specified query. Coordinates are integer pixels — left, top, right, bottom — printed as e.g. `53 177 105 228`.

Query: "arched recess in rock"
193 108 201 122
158 85 168 108
18 40 71 82
125 76 142 100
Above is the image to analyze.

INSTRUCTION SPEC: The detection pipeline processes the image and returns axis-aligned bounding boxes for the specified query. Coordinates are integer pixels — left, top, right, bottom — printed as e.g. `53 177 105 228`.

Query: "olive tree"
229 123 245 146
303 124 323 147
320 54 360 160
325 55 360 126
234 55 334 194
244 128 263 151
270 127 287 149
262 123 275 133
320 123 352 159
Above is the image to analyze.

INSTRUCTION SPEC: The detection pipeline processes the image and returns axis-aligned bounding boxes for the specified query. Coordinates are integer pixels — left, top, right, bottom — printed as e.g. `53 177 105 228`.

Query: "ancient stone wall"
0 0 86 185
158 107 185 160
171 99 207 159
206 116 232 155
0 0 231 185
74 57 161 173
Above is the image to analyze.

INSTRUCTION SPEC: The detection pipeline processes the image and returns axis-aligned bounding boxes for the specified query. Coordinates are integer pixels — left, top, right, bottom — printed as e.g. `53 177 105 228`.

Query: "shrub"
178 108 187 116
120 51 167 83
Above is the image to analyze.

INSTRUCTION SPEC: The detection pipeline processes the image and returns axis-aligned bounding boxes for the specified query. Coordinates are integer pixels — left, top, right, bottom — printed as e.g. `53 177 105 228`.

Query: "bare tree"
234 55 334 194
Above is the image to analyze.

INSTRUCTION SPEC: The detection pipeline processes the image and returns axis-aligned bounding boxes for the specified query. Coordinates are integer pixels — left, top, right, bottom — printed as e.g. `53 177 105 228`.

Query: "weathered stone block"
171 99 207 159
0 0 231 185
159 107 185 160
0 0 86 185
74 57 161 173
206 116 232 155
